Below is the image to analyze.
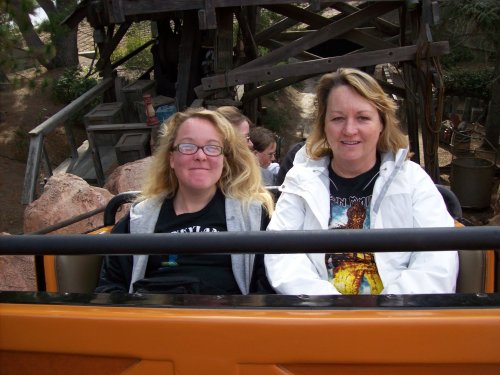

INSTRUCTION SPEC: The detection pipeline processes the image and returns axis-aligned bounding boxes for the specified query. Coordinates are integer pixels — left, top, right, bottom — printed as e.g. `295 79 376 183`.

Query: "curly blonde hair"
307 68 408 159
140 107 274 215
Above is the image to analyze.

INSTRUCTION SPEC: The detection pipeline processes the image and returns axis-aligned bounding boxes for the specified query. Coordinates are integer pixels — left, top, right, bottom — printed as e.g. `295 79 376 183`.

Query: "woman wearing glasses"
96 108 274 294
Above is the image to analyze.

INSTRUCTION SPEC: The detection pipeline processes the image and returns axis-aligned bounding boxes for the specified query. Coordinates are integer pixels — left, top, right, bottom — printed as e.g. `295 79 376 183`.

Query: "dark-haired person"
250 126 278 186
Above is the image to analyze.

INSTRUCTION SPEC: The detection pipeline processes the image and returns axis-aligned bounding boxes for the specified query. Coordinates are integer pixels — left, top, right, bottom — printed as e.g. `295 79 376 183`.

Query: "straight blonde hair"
307 67 408 159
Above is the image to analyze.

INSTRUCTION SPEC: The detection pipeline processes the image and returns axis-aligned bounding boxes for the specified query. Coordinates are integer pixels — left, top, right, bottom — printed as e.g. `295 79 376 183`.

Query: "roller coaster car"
1 187 499 375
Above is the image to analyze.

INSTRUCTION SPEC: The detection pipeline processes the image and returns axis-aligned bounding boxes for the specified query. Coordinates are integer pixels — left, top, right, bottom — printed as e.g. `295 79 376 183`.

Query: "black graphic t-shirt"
138 189 241 294
326 158 384 295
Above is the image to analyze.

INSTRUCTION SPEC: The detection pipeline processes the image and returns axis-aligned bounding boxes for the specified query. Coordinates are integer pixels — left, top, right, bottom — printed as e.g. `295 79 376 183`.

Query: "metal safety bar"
1 226 499 256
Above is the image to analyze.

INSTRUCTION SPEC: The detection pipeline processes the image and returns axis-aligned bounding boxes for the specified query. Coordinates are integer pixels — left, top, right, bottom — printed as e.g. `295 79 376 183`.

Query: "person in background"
96 108 274 294
267 160 280 178
275 140 305 187
217 106 254 149
250 126 278 186
265 67 458 295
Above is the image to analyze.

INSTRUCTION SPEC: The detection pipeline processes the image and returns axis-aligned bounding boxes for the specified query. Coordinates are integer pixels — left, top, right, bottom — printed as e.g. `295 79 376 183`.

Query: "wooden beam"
274 29 397 50
378 78 406 98
234 7 259 61
97 22 131 71
176 11 198 110
202 41 449 91
109 0 126 23
261 3 332 26
109 0 370 19
241 74 316 103
29 78 114 137
110 39 155 70
22 78 114 203
331 1 400 36
198 0 217 29
254 2 336 44
342 29 397 50
261 39 321 61
214 8 234 73
233 1 400 72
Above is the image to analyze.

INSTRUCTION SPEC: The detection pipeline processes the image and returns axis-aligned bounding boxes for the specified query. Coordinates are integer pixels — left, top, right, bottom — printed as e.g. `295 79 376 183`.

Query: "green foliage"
443 67 494 100
51 66 101 126
440 46 474 68
111 22 153 70
52 66 98 104
440 0 500 34
0 10 22 74
257 8 284 33
436 0 499 62
258 46 269 57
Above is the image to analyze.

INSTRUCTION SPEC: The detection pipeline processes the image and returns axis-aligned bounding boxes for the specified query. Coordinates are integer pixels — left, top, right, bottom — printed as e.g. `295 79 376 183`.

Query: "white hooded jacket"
265 147 459 295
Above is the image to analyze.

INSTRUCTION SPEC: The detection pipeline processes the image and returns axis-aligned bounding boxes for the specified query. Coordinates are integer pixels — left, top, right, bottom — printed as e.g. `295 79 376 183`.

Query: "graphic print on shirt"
326 195 383 295
152 190 228 273
160 225 220 268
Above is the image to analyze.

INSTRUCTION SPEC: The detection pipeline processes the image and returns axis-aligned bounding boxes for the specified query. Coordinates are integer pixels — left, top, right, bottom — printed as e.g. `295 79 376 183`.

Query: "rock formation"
23 173 113 234
0 254 37 291
104 156 151 194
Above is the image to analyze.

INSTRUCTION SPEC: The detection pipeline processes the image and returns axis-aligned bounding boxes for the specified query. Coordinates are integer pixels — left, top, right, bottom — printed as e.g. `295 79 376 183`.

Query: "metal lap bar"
1 226 499 256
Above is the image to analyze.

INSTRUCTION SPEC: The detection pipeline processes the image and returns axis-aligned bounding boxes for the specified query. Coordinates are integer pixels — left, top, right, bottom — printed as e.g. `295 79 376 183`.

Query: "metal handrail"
22 77 114 204
1 226 499 256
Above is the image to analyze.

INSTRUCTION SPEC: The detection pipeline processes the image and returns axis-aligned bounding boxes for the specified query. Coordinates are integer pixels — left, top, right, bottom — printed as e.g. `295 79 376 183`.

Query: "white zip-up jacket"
265 147 459 295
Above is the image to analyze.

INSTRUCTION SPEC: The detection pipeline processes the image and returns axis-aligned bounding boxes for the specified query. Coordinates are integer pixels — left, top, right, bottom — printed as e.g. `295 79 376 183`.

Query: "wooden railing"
21 78 114 204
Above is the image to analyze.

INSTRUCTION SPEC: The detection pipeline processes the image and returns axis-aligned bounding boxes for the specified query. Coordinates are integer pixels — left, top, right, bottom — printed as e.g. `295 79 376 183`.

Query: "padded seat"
44 189 495 294
44 255 103 293
436 184 495 293
44 192 139 293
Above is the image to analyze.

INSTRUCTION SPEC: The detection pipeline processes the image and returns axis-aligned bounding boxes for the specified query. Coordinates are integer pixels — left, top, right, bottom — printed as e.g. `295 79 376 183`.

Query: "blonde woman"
265 68 458 295
97 108 274 294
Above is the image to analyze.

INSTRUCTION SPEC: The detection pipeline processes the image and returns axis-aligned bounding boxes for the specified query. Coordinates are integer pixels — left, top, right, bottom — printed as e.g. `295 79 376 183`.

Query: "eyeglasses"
173 143 224 156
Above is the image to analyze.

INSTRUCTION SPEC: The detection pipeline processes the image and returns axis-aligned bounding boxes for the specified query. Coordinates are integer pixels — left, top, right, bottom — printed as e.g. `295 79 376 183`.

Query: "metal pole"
1 226 499 256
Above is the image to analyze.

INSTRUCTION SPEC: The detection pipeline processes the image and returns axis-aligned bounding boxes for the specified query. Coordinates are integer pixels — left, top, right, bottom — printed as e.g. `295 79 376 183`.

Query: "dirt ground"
0 68 67 234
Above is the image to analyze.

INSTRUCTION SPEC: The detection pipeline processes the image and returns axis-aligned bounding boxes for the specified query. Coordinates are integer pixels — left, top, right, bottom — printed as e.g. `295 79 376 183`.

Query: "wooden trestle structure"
69 0 447 181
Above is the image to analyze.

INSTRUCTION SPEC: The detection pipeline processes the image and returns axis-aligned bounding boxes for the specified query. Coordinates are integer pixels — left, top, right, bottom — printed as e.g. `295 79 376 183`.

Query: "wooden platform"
53 141 118 185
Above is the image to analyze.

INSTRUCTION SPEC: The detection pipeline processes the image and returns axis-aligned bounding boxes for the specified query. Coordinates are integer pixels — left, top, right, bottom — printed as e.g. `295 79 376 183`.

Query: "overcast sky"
30 7 48 25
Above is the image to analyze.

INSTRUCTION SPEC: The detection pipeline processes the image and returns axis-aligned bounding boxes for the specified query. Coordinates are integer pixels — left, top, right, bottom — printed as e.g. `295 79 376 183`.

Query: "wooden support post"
402 63 421 166
242 6 258 124
198 0 217 30
176 11 198 111
213 7 234 100
86 130 106 187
